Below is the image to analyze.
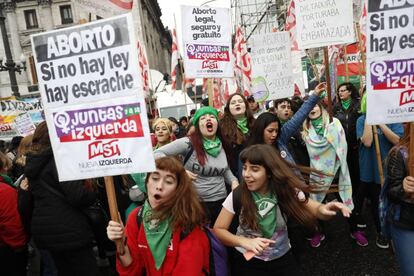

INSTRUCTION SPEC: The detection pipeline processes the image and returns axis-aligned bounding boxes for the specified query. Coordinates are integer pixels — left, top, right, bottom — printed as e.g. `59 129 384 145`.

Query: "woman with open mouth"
302 102 355 248
214 144 351 275
220 93 255 180
154 106 239 226
107 156 210 275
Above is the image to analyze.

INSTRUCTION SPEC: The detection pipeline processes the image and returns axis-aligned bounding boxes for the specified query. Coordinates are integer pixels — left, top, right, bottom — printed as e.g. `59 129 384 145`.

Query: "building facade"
0 0 171 98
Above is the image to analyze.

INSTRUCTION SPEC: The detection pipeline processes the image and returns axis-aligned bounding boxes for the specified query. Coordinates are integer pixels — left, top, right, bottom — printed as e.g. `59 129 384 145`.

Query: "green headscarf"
311 116 325 136
203 137 222 157
192 106 218 127
341 97 352 110
252 192 278 239
142 201 173 270
0 174 14 187
360 93 367 114
236 117 249 134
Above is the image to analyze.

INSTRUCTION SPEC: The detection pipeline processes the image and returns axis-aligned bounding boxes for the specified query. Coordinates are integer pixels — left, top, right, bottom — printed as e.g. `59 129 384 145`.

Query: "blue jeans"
390 224 414 276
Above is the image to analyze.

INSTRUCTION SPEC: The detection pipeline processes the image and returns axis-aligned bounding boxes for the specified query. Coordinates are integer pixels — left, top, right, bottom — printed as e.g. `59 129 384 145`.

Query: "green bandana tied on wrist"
236 117 249 134
341 97 352 110
311 116 325 136
203 137 222 157
142 201 172 270
252 192 278 239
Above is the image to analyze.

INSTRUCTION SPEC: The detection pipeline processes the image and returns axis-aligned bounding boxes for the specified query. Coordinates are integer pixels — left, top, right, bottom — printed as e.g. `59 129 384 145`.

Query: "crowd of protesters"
1 82 413 276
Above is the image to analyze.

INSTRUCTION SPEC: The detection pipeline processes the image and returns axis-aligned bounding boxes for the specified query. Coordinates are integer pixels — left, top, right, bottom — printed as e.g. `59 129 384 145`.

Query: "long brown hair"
239 144 318 231
146 156 206 231
30 122 51 154
220 93 255 145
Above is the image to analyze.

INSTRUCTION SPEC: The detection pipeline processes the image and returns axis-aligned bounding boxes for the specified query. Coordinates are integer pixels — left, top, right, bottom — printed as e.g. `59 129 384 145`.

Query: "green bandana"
252 192 277 239
142 201 172 270
203 137 222 157
341 97 352 110
360 93 367 114
0 174 14 187
311 116 325 136
236 117 249 134
279 119 288 127
192 106 218 127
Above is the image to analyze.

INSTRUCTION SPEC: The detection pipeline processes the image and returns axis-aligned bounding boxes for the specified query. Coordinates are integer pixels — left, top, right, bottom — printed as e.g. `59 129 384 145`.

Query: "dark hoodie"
24 148 96 252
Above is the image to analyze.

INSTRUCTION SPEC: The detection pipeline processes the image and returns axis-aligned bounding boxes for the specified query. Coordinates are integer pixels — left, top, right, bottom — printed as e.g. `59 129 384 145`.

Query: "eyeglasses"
338 89 348 93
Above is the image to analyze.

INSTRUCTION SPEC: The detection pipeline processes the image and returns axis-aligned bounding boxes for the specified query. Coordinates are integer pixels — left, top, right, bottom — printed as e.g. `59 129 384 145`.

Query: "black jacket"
333 99 360 149
24 148 96 251
387 147 414 230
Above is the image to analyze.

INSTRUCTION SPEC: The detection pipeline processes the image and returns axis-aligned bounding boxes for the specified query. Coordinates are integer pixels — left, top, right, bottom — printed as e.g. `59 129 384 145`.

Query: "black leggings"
231 250 301 276
354 181 381 233
204 198 225 227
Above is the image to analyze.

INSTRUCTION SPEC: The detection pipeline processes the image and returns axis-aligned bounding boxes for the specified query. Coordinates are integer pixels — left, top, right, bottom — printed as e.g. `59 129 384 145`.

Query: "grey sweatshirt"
153 137 236 202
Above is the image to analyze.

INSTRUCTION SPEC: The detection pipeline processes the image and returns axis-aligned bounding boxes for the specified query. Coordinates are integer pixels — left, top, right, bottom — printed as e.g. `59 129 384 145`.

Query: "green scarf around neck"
203 137 222 157
252 192 278 239
341 97 352 110
236 117 249 134
142 201 172 270
0 174 14 187
311 116 325 136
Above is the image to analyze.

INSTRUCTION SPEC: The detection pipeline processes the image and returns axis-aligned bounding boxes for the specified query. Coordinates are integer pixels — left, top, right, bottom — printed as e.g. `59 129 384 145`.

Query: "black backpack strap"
183 142 194 166
136 206 144 229
232 185 242 216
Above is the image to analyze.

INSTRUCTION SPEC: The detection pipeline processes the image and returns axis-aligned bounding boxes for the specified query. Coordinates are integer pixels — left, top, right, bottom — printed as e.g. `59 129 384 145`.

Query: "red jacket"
0 182 28 249
117 208 210 276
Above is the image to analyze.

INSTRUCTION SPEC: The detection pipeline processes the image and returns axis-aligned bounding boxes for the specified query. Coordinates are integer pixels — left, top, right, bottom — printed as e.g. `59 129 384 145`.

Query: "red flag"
202 78 208 95
359 0 367 52
137 42 149 95
212 79 225 109
285 0 299 51
234 27 251 97
171 28 179 91
184 78 196 94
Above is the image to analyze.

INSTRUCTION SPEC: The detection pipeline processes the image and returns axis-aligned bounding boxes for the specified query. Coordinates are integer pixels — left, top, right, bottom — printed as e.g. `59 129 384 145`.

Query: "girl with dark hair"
107 156 210 275
154 107 238 226
24 122 99 276
386 124 414 276
214 144 351 275
220 93 255 179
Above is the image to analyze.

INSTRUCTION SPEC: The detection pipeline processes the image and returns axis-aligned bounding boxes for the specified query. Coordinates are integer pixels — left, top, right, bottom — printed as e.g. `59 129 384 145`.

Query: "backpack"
379 146 408 239
136 207 228 276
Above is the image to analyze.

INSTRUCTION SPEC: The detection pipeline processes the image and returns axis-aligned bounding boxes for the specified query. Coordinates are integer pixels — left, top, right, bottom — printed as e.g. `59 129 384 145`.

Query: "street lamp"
0 8 26 97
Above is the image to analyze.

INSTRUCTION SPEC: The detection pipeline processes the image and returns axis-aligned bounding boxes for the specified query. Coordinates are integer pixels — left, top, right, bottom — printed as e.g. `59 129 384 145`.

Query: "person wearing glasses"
333 82 367 246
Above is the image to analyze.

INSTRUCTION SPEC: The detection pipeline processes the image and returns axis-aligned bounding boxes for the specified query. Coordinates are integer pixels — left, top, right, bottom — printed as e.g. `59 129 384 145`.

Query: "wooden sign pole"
104 176 124 255
323 47 333 123
372 127 385 186
208 79 213 107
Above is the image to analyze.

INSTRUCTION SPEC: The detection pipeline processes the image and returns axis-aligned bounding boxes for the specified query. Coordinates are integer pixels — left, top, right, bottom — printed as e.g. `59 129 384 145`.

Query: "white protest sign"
296 0 356 49
14 113 36 136
31 14 155 181
249 32 294 101
181 6 233 78
366 1 414 124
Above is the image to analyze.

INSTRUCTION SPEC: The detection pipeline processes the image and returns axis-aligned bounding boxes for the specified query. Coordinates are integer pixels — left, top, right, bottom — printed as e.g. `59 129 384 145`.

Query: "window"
24 10 38 29
60 5 73 25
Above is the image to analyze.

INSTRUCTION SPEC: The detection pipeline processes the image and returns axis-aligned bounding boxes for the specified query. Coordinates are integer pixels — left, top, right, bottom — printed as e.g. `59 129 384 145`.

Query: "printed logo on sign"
202 60 218 69
186 44 230 61
53 103 144 142
88 139 121 159
370 58 414 90
400 89 414 106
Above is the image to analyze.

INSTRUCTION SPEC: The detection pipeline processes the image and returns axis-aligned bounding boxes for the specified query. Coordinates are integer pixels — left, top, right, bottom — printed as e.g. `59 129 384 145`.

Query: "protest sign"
31 14 155 181
14 113 36 136
0 97 44 140
296 0 356 49
181 6 233 78
249 32 294 101
366 1 414 124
